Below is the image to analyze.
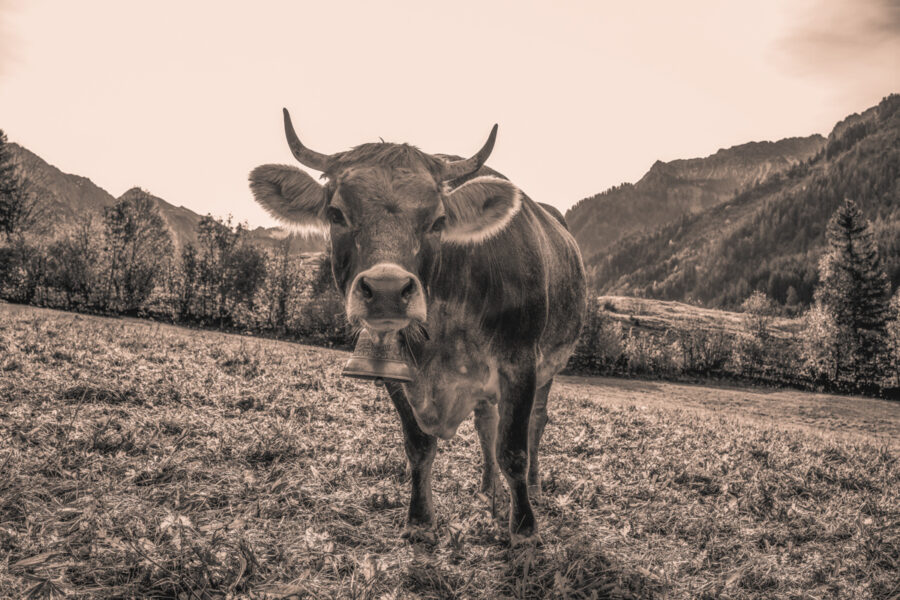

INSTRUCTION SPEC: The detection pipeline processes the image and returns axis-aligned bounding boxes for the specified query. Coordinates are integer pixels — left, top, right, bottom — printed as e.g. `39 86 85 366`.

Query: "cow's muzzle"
348 263 426 332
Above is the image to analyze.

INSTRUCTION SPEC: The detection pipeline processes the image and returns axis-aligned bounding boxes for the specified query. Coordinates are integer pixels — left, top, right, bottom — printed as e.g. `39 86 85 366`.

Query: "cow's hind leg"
385 382 437 544
528 379 552 502
497 354 538 545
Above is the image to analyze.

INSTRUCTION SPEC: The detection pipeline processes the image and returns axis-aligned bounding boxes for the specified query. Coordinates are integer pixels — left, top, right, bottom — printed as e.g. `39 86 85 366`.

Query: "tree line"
0 137 345 349
572 198 899 396
2 129 897 396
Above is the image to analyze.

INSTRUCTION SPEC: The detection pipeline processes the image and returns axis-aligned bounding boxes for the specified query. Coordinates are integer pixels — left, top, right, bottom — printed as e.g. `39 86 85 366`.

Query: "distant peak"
118 186 159 201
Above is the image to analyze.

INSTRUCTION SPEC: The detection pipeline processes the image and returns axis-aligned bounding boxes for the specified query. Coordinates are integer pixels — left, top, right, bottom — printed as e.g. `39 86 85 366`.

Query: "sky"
0 0 898 229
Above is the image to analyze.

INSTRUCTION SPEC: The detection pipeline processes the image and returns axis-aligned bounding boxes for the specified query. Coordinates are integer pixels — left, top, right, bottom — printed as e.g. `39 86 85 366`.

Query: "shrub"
676 328 730 375
623 328 681 375
568 298 625 374
0 234 48 304
283 253 348 347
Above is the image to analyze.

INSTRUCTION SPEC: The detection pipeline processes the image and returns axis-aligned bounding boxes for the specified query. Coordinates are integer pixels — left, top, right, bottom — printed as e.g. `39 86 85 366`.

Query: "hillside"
597 295 801 340
8 142 324 252
8 143 117 228
588 93 900 309
566 136 825 260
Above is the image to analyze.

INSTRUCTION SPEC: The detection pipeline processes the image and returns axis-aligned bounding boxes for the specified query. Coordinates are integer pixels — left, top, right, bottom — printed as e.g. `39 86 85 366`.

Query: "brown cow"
249 110 586 545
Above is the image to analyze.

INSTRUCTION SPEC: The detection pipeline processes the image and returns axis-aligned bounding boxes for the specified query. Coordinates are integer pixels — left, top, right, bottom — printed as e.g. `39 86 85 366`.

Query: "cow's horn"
442 124 498 181
283 108 331 171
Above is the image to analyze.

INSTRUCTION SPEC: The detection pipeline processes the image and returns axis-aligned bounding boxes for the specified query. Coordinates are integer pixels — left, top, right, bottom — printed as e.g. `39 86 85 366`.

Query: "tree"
0 235 48 304
741 290 774 340
0 129 39 240
815 199 891 387
887 291 900 388
103 189 174 312
44 215 104 308
176 242 199 319
263 236 301 335
732 290 775 375
193 215 267 324
799 301 843 384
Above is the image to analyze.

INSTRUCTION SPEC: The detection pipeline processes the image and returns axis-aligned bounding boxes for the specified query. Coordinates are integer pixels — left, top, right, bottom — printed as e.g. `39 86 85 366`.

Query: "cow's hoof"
401 524 438 545
510 531 542 548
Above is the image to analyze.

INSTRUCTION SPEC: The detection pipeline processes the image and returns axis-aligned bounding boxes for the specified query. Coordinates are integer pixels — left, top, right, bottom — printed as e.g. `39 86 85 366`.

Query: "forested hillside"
566 136 824 258
588 94 900 309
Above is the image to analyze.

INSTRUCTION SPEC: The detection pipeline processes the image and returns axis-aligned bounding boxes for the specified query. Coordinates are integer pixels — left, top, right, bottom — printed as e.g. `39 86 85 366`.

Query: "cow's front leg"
385 382 437 544
497 356 538 545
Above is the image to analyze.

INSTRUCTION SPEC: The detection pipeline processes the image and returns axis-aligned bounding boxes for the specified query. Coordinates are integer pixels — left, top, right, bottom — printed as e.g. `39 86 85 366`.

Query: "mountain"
587 93 900 309
566 135 826 262
8 142 324 253
9 143 117 225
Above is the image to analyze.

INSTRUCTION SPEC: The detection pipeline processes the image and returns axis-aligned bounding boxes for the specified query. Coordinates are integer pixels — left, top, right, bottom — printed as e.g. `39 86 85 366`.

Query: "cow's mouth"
363 317 413 335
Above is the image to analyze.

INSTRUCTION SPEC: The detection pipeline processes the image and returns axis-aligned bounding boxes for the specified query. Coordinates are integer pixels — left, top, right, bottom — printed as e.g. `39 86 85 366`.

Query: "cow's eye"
430 216 446 233
326 207 347 226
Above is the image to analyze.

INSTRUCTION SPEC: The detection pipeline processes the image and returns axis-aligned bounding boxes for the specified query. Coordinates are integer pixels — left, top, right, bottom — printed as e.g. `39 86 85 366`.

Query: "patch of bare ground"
1 303 898 599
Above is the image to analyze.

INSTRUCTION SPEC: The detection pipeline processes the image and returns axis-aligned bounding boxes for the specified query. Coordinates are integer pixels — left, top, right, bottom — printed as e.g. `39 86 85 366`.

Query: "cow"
248 109 586 545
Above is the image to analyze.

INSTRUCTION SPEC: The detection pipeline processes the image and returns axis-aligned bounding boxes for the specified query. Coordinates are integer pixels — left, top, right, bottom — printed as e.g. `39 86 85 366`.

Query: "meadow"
0 303 898 599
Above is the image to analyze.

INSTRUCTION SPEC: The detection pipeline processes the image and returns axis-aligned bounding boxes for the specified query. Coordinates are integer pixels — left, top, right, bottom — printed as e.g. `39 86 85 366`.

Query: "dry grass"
1 303 898 599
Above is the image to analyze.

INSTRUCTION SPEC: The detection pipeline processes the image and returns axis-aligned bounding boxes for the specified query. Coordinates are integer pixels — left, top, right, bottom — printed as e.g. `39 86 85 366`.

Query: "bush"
283 253 348 347
0 235 48 304
568 298 625 374
623 328 681 375
677 328 731 375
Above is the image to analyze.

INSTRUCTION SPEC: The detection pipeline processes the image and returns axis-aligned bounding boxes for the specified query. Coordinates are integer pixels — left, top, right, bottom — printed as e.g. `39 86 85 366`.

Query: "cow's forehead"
335 165 441 211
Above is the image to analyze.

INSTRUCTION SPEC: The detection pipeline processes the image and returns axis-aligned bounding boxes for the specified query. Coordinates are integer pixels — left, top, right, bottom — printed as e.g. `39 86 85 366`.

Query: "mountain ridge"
587 93 900 309
566 135 826 262
8 142 324 253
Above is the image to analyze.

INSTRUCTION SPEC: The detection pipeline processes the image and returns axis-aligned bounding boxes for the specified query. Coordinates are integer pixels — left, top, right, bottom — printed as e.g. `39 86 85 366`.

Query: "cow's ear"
441 176 522 245
249 164 328 233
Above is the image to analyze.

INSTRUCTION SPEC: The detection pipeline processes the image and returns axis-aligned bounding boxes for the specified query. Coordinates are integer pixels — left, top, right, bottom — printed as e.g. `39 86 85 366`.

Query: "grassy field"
1 303 898 599
597 296 801 340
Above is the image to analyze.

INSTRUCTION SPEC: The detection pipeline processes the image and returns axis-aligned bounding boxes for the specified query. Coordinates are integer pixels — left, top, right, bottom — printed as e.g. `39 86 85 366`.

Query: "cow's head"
249 109 521 334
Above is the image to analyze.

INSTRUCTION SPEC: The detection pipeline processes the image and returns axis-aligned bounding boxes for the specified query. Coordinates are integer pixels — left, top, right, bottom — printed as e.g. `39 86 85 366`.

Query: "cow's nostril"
401 278 415 300
359 278 374 300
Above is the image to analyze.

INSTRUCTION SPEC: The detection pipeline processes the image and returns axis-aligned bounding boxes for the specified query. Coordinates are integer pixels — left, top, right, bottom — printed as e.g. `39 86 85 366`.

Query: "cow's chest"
403 304 502 440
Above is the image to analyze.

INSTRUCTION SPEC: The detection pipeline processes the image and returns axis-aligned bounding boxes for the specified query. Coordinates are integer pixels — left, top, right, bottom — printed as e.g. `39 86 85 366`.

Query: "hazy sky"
1 0 897 228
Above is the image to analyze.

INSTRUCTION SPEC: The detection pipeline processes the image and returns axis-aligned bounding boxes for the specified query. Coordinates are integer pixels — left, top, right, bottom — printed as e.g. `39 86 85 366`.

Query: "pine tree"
815 199 891 387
